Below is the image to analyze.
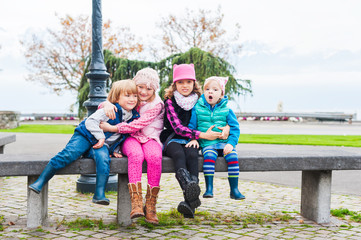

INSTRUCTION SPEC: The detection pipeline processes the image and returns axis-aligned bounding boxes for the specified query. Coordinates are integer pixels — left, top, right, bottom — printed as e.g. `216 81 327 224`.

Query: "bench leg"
0 146 4 154
301 170 332 224
27 176 48 228
117 174 131 226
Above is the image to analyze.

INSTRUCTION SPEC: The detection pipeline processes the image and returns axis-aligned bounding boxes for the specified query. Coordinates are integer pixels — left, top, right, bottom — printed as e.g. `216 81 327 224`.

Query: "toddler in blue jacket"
187 76 245 200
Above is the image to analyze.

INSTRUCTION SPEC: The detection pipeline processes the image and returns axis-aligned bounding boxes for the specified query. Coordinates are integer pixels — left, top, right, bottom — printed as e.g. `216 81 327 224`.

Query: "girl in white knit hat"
100 68 164 224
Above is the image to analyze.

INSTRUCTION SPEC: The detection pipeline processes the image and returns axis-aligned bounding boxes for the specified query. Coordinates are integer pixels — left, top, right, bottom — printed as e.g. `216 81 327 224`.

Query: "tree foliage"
77 50 157 118
77 48 251 118
156 6 241 60
157 48 251 98
20 14 143 95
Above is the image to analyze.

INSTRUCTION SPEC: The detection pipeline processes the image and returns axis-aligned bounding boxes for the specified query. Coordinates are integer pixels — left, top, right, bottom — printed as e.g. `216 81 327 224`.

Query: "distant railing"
235 112 356 123
20 113 78 121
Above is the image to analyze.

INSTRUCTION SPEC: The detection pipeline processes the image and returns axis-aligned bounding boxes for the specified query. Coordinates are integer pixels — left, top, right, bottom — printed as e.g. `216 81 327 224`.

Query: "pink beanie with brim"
173 64 196 82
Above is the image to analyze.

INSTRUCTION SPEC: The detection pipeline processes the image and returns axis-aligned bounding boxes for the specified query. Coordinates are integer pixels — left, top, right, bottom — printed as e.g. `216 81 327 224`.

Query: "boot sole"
203 194 213 198
92 199 110 205
177 202 194 218
29 186 40 194
184 182 201 203
188 198 201 209
130 212 145 219
145 219 159 224
230 194 246 200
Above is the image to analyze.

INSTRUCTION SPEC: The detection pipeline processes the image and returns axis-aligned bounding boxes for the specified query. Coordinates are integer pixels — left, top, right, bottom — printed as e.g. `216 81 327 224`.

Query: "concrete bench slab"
0 133 16 154
1 145 361 227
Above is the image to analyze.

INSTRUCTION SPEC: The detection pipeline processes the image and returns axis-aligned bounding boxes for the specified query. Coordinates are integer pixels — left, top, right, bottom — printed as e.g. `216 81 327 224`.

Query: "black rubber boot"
177 201 195 218
175 168 201 208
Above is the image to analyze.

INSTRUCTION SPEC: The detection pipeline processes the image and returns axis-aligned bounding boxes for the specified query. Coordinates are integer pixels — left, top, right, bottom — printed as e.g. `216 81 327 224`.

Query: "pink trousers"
121 137 162 188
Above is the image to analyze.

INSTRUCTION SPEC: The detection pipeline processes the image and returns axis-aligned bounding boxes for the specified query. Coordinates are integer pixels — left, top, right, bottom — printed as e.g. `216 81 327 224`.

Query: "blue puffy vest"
195 95 229 147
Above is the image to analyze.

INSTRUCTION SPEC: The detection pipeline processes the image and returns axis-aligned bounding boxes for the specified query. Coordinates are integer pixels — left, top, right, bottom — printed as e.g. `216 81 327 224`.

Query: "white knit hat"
204 76 228 94
132 68 160 91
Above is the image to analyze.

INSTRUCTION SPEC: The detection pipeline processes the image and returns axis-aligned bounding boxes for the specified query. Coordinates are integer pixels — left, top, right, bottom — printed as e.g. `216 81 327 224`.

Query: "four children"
30 65 245 224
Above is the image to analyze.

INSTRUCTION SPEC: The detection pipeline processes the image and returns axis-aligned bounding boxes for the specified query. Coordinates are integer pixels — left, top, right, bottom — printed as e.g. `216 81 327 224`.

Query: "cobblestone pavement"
1 173 361 239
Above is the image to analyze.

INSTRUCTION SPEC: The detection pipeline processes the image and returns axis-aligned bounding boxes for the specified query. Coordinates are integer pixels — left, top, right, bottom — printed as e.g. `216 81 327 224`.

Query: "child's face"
204 80 223 107
137 84 155 102
118 92 138 111
175 79 194 97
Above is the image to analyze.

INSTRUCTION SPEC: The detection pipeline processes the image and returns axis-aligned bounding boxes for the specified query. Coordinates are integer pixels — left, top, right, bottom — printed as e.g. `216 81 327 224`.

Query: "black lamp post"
76 0 117 193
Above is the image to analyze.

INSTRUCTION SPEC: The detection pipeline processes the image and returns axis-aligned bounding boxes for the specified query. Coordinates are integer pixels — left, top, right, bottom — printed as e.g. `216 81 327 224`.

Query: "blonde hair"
107 79 137 103
164 81 202 99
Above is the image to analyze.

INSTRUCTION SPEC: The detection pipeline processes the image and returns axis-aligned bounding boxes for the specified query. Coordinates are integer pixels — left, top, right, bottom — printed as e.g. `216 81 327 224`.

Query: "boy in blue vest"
29 80 139 205
187 76 245 200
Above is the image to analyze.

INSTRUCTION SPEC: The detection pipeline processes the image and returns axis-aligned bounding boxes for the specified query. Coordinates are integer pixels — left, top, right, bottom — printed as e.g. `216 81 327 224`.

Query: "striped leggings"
202 148 239 178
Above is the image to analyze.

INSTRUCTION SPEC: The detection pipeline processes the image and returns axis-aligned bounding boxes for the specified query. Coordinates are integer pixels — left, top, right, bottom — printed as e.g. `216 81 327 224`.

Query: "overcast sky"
1 0 360 118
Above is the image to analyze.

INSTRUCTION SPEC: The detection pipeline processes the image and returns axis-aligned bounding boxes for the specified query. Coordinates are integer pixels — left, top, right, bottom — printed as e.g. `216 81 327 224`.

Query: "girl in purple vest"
29 80 139 205
100 68 164 224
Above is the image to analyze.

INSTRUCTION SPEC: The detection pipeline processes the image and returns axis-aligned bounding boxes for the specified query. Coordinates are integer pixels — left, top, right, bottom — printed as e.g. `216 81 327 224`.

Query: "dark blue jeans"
48 131 111 175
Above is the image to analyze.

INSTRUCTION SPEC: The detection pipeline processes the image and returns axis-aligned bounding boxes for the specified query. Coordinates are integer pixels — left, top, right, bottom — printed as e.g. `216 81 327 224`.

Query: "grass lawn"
239 134 361 147
1 125 361 147
0 124 76 134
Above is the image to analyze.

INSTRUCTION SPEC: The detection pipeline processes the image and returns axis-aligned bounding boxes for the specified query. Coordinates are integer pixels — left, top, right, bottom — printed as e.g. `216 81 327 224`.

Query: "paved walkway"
1 173 361 239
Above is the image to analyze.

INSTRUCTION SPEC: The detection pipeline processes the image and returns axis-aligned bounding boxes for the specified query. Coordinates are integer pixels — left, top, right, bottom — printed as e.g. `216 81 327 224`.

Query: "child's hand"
201 125 222 140
223 144 233 155
186 140 199 148
100 122 117 132
103 101 117 120
218 125 230 140
93 138 105 149
113 152 123 158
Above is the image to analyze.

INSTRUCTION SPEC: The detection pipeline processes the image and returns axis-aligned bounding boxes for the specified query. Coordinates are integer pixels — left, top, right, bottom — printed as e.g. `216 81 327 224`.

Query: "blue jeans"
48 131 111 175
85 145 111 175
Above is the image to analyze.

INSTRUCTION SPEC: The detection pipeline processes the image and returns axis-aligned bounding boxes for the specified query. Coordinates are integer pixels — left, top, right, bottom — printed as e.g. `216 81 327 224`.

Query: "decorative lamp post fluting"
76 0 117 193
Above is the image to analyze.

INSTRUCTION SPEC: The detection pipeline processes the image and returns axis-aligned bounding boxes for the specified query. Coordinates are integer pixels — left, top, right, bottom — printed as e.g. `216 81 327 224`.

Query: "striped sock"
203 149 218 177
224 150 239 177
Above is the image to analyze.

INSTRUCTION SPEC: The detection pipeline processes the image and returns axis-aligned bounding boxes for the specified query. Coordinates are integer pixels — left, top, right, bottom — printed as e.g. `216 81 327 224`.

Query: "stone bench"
0 133 16 154
1 144 361 228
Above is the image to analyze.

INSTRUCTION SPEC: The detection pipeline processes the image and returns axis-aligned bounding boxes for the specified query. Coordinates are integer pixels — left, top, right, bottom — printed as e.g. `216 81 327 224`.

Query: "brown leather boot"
128 182 144 219
144 184 160 224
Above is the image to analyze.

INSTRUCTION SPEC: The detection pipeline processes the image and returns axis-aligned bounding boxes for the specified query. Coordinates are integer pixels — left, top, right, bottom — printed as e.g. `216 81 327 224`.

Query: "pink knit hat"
173 64 196 82
204 76 228 94
132 67 160 91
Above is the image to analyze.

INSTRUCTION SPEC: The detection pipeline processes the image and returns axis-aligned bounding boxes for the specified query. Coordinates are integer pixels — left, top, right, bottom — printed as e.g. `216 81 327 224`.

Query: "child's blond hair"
163 81 202 99
107 80 137 104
